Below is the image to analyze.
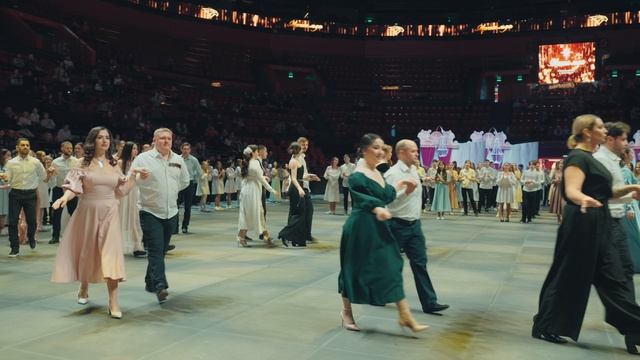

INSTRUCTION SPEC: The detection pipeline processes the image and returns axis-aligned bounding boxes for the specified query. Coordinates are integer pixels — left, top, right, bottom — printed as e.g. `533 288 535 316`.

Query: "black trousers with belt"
8 189 37 251
389 218 438 310
522 190 537 222
140 211 177 292
51 186 78 238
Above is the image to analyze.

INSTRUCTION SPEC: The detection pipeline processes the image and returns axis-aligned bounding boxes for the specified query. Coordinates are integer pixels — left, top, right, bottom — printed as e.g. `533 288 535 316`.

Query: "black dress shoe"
156 289 169 303
133 250 147 258
625 333 640 354
182 227 188 234
48 236 59 244
532 330 568 344
245 236 254 242
423 303 450 313
29 239 36 249
165 244 176 253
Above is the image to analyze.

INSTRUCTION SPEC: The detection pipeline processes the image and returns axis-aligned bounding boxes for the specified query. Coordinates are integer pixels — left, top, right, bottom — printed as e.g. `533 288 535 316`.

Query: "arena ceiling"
205 0 640 23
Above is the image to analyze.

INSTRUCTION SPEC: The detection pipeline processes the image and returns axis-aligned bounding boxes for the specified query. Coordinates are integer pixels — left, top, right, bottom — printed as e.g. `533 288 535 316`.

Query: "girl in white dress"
224 161 237 208
323 157 341 214
496 163 517 222
196 160 212 212
212 161 225 210
118 142 146 257
237 145 278 247
270 161 282 203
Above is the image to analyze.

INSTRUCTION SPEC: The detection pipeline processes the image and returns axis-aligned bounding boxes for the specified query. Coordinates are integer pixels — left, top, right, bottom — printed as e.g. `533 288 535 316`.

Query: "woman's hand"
374 207 392 221
52 197 67 210
580 197 603 213
298 188 305 197
134 168 151 179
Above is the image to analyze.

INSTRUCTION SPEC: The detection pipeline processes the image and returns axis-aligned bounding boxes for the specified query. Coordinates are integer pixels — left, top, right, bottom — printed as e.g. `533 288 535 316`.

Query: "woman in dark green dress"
338 133 428 333
532 115 640 354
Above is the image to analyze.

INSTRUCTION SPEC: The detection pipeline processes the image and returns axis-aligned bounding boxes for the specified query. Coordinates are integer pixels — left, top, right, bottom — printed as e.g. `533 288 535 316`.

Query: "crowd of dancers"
2 116 640 353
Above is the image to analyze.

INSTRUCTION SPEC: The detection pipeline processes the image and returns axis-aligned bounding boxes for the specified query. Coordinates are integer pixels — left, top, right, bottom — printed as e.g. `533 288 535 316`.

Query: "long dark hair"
82 126 117 168
358 133 382 158
241 144 258 178
436 162 448 182
120 141 137 173
0 148 10 168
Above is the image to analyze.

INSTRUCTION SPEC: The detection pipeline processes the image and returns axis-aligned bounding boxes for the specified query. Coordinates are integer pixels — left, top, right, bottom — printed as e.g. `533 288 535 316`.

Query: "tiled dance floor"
0 202 635 359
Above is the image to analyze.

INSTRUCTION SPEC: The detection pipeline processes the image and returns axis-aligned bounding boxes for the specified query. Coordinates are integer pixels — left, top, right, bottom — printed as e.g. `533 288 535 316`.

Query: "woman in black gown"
279 142 309 247
532 114 640 354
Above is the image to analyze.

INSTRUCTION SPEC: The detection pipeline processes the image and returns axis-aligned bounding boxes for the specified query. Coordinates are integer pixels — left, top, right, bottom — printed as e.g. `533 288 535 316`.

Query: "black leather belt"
392 218 418 226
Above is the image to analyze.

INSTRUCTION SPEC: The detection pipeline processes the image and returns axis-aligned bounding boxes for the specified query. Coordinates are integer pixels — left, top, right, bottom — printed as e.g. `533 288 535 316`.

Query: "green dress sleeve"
349 172 386 212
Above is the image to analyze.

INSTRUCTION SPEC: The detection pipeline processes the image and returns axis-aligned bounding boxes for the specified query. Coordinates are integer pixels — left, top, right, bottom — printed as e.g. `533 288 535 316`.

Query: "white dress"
235 166 242 192
225 167 237 193
323 166 341 202
196 171 213 196
37 178 51 208
212 169 225 195
119 186 144 253
238 159 274 235
496 172 516 204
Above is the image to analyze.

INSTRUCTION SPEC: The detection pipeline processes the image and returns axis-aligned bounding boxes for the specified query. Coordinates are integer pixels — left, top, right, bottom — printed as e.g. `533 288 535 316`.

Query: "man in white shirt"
593 122 635 247
49 141 79 244
297 137 320 241
176 142 202 234
132 128 190 303
385 140 449 314
339 154 356 215
520 160 544 223
478 161 495 213
1 138 46 256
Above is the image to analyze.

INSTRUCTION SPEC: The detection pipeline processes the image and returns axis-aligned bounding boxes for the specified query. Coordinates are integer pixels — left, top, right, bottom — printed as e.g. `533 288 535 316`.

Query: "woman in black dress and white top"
532 114 640 354
279 142 311 247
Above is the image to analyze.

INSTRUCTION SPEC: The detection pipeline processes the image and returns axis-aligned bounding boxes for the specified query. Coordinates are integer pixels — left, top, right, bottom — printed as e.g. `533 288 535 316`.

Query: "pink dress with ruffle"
52 164 132 283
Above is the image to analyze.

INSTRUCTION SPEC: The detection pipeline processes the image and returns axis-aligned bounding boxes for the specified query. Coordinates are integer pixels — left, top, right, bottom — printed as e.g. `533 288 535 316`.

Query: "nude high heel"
340 309 361 332
398 300 429 333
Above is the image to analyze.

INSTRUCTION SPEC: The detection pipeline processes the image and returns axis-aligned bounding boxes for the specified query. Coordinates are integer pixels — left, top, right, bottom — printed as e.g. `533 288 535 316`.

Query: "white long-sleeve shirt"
131 148 190 219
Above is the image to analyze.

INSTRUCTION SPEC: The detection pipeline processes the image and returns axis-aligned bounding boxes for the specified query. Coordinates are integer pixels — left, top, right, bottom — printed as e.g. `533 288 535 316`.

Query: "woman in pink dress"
51 127 142 319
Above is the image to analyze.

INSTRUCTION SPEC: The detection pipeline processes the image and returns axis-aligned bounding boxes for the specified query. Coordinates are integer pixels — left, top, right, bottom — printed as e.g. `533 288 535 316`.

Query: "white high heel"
108 307 122 319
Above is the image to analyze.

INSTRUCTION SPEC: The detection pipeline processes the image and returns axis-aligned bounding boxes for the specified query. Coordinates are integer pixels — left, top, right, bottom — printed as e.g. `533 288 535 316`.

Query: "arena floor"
0 201 635 360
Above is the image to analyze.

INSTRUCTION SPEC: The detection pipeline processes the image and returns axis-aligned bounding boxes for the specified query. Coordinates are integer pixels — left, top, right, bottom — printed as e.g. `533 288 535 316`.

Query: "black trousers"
176 181 196 231
535 189 543 214
140 211 177 292
428 186 435 206
304 188 314 240
340 184 350 212
461 188 477 214
390 219 439 309
534 216 640 341
522 191 537 222
479 188 492 212
8 189 37 251
51 186 78 238
421 185 428 210
491 186 499 208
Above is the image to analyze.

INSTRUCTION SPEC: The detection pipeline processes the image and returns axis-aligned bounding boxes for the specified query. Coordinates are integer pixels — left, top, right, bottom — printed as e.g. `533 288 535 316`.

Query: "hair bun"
242 146 253 156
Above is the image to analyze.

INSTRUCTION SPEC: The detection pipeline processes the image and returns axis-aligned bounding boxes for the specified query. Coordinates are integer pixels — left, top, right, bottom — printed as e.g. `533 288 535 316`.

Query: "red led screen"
538 42 596 84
